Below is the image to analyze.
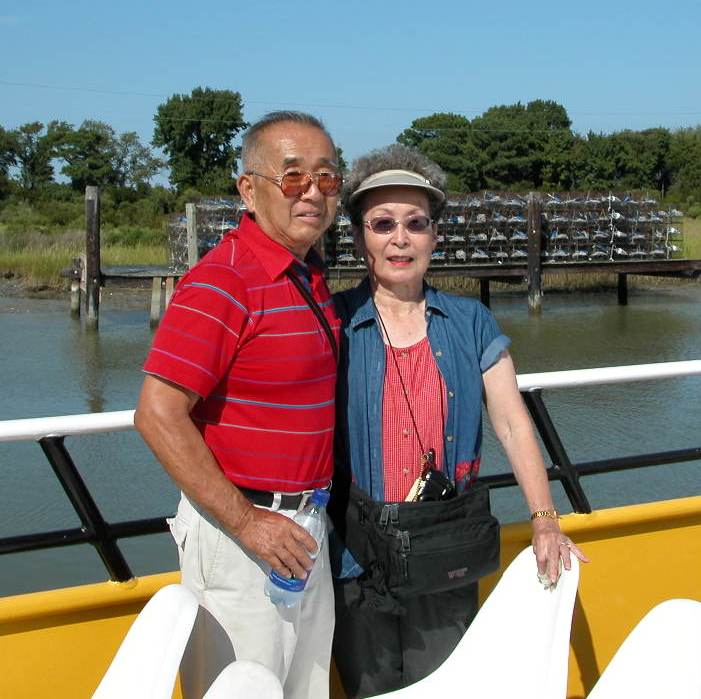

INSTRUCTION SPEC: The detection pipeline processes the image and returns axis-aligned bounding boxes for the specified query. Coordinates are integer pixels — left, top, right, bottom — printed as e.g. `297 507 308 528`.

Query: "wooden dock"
63 260 183 327
64 186 701 327
327 258 701 308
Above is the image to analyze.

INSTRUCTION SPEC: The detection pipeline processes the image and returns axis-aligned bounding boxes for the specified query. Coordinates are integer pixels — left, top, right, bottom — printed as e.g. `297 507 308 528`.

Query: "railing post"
39 436 133 581
85 186 101 330
522 390 592 513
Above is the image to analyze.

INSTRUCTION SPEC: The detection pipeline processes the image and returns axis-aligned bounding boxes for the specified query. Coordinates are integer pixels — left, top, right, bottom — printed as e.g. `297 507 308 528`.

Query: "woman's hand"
532 517 590 587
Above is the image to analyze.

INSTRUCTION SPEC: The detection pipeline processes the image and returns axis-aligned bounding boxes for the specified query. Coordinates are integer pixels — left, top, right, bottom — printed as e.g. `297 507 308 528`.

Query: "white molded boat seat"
203 660 284 698
587 598 701 699
368 546 580 699
91 583 199 699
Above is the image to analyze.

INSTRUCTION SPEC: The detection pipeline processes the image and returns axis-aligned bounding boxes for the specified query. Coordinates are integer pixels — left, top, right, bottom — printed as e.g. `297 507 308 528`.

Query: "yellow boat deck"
2 495 699 699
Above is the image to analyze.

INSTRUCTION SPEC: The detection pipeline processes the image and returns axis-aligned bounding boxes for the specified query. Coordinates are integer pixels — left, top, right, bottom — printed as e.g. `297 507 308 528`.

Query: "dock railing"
1 360 700 582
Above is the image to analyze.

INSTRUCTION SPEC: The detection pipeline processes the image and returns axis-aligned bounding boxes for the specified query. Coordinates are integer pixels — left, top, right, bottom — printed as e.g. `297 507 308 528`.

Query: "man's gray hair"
342 143 447 226
241 111 336 171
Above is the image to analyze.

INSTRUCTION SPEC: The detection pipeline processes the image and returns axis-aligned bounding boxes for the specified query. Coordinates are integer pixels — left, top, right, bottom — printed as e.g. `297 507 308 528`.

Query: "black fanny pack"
341 481 500 611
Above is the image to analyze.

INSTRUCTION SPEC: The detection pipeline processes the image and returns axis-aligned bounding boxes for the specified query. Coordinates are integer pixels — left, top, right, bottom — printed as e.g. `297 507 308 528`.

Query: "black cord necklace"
371 295 444 476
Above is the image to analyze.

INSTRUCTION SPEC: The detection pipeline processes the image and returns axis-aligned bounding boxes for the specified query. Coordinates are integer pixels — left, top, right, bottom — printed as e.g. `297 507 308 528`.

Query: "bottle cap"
310 488 330 507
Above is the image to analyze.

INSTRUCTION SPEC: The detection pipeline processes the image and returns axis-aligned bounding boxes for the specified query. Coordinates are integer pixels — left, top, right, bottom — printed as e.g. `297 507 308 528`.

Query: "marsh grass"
0 225 168 288
683 217 701 258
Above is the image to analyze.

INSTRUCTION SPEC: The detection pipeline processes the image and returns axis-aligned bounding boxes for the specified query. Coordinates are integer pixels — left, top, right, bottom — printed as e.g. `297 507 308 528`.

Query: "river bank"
3 257 701 300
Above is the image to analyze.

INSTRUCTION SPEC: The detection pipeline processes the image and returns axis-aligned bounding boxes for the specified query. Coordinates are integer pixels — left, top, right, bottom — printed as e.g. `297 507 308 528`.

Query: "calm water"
1 284 700 595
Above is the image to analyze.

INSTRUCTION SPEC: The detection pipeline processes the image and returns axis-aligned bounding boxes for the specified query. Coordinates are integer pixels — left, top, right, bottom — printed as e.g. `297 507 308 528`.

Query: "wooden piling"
85 187 101 330
527 193 543 314
70 280 81 316
164 276 175 306
70 257 82 317
150 277 162 327
480 279 491 308
617 273 628 305
186 203 198 269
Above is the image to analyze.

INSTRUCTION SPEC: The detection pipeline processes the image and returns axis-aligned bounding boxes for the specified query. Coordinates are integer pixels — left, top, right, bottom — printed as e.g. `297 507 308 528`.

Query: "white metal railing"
517 359 701 391
1 360 700 444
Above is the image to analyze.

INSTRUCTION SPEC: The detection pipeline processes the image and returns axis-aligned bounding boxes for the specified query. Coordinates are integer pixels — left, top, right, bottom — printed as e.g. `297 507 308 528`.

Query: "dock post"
186 203 198 268
85 187 101 330
527 192 543 314
617 273 628 305
70 280 81 316
150 277 163 327
164 276 175 306
480 279 491 308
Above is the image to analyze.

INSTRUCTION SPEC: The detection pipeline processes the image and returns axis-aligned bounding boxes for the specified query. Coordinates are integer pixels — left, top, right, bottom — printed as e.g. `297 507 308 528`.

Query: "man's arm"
134 374 317 579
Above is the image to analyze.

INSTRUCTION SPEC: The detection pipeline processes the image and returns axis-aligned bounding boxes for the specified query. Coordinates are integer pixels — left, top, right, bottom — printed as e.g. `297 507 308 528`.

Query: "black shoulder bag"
341 481 500 610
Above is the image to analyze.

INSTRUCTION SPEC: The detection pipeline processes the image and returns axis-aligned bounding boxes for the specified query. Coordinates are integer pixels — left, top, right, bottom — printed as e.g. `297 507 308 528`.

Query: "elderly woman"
330 144 587 698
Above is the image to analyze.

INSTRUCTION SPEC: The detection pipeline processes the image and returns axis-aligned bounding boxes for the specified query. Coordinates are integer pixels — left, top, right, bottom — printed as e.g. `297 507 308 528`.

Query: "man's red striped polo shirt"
143 213 339 492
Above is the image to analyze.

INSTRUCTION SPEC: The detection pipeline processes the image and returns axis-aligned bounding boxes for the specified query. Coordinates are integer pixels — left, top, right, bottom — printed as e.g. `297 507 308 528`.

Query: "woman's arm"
482 352 589 584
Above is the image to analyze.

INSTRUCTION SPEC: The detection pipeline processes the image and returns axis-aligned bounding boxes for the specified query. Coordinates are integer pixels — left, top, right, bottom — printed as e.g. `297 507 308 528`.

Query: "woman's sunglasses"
364 215 434 234
248 170 343 197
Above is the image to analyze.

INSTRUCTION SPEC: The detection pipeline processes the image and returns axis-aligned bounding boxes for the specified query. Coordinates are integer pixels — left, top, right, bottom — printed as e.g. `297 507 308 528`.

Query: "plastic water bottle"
264 488 330 608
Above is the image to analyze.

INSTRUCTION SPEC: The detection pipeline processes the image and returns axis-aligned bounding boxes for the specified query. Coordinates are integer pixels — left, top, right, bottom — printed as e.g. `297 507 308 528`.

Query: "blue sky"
2 0 700 172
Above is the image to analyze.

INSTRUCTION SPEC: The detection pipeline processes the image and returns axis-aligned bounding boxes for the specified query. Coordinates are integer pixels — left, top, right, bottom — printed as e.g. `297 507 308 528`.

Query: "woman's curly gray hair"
342 143 447 226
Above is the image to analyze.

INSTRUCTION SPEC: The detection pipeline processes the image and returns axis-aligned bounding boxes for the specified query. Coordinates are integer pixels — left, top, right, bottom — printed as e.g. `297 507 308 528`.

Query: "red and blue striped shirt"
143 213 339 492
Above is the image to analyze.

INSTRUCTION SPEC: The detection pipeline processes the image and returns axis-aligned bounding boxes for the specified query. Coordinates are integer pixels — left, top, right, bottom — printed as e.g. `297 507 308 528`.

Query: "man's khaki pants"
169 495 334 699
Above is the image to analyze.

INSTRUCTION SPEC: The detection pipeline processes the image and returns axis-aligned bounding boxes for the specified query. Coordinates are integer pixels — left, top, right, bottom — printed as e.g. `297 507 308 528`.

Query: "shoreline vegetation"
1 218 699 297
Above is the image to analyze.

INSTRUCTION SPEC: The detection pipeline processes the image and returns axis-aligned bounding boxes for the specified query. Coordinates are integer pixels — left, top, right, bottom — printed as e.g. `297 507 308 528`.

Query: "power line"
2 79 701 119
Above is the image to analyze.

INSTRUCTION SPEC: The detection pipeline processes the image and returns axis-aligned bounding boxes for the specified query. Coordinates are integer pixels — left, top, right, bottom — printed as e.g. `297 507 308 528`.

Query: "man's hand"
234 505 319 579
135 375 322 579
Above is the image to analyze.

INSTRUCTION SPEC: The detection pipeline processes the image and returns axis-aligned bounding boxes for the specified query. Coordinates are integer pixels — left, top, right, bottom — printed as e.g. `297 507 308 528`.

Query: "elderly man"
135 111 341 699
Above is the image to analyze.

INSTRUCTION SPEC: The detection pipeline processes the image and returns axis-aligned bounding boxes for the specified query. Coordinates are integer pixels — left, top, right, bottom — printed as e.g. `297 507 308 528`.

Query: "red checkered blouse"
381 337 448 501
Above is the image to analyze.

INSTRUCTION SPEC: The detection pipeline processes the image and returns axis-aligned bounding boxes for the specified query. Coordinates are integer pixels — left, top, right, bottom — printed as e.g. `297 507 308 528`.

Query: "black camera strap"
285 268 338 364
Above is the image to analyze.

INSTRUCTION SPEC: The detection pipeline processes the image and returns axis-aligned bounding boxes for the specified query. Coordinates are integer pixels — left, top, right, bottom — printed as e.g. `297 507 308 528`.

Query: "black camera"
416 469 457 502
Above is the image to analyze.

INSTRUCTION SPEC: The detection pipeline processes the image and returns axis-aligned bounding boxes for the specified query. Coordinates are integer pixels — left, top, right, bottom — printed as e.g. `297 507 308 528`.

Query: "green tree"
48 121 162 192
572 129 671 192
0 125 17 198
114 132 166 192
398 113 476 191
397 101 574 191
541 130 582 189
470 100 572 189
335 146 348 174
152 86 247 193
667 127 701 204
49 120 122 191
12 122 54 192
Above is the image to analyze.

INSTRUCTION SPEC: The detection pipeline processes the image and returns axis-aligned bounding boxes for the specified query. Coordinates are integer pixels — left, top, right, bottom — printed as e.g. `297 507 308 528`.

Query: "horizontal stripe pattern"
143 214 339 491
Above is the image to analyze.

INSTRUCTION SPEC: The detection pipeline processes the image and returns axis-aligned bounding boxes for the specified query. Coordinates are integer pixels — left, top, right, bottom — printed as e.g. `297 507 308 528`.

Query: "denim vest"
331 278 510 579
